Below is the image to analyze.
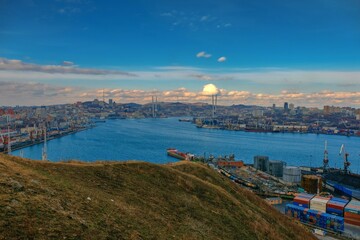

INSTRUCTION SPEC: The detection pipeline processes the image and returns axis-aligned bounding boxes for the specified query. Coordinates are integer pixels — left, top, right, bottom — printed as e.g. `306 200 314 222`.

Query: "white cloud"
191 74 213 81
217 56 226 62
196 51 212 58
0 57 135 76
62 61 74 66
202 83 219 96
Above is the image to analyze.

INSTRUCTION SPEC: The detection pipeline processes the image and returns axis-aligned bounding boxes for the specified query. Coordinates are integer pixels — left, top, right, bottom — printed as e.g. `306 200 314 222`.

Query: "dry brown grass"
0 154 316 240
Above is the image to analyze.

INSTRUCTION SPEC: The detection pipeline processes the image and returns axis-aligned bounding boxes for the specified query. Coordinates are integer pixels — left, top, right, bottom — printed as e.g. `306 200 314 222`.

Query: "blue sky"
0 0 360 106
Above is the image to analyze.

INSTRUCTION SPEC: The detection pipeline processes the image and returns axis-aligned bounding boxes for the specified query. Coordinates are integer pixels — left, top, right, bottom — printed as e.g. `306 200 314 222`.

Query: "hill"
0 154 315 240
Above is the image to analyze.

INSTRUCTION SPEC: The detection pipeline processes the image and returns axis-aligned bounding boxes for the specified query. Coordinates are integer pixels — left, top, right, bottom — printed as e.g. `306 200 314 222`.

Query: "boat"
167 148 188 160
178 118 192 122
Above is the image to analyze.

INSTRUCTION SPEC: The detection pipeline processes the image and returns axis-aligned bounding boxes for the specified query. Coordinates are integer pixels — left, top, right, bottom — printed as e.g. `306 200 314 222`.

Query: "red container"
293 193 314 208
327 203 345 211
344 218 360 226
344 212 360 221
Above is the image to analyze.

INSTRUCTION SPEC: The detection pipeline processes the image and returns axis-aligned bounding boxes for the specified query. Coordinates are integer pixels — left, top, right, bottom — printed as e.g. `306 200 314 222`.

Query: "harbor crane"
339 144 351 174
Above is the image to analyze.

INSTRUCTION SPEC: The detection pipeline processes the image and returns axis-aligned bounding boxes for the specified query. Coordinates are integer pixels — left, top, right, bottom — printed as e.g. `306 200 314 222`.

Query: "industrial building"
254 156 269 172
268 160 284 177
283 166 301 183
253 156 284 177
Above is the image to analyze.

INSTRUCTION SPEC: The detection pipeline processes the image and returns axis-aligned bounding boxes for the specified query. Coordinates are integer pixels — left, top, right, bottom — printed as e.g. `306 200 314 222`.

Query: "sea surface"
12 118 360 172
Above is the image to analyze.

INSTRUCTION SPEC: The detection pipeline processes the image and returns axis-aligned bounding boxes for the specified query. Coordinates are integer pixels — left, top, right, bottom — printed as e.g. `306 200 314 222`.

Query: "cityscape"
1 0 360 239
2 96 360 154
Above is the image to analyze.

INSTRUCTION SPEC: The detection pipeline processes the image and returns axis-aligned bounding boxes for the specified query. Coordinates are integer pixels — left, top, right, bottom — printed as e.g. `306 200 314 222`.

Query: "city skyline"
1 0 360 107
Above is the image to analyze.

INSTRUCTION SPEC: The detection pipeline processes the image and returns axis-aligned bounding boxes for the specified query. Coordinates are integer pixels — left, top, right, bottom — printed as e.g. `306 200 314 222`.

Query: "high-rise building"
323 105 330 114
109 99 113 106
252 109 264 117
268 160 284 177
289 103 294 110
284 102 289 111
254 156 269 172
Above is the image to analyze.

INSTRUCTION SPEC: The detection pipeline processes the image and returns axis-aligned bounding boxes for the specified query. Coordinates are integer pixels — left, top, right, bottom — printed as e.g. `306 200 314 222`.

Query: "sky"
0 0 360 107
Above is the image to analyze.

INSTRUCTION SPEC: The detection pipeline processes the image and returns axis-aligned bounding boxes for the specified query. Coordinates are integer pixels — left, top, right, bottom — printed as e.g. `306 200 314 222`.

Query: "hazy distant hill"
0 155 315 240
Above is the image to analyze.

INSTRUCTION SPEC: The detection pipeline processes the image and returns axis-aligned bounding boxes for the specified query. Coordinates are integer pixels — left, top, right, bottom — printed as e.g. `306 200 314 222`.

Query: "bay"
12 118 360 173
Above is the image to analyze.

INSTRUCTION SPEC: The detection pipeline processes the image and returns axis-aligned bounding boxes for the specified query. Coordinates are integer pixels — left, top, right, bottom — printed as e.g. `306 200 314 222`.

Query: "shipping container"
285 204 344 233
265 197 282 205
310 196 330 213
326 197 349 217
293 193 315 208
344 199 360 226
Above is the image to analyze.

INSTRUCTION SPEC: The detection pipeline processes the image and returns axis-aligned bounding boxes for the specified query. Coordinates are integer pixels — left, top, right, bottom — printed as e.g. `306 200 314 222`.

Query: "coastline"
1 126 95 154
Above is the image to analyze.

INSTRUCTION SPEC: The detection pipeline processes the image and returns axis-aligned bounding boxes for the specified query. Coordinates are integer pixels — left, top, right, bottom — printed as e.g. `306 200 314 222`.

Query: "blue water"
12 118 360 172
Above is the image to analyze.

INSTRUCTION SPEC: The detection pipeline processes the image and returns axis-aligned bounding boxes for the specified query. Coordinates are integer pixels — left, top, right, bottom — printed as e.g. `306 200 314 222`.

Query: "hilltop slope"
0 154 315 240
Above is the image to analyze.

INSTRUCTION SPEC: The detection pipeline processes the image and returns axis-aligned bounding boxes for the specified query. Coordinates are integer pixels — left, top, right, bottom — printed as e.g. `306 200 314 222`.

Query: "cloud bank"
1 58 360 107
1 81 360 107
0 58 135 76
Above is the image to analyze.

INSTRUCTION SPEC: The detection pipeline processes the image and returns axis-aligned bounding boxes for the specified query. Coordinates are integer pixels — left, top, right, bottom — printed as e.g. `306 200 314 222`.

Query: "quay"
0 125 95 154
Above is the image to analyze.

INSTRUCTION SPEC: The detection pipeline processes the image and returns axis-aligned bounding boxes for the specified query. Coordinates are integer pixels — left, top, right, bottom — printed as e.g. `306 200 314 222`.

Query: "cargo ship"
178 118 192 122
320 143 360 200
167 148 194 161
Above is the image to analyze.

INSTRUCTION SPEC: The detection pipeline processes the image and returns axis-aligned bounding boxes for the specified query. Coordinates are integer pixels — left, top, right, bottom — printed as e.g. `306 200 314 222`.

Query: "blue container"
285 204 344 232
326 207 343 216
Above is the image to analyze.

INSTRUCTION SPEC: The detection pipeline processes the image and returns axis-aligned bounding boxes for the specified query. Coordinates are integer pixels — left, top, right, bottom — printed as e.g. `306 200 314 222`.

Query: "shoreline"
195 124 359 138
1 126 95 154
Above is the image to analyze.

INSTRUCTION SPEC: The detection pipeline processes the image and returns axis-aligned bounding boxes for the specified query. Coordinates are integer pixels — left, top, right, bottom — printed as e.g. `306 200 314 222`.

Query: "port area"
0 125 95 154
166 149 360 239
219 165 360 239
167 149 298 198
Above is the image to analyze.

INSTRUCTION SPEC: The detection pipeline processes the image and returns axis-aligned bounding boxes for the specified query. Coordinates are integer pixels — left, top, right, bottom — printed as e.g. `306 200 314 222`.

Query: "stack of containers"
285 204 344 232
326 197 349 217
344 199 360 226
285 203 303 221
293 193 315 208
310 196 331 213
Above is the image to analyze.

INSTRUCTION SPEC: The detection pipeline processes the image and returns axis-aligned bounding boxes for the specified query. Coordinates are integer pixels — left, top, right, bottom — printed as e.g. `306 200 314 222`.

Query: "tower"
42 124 47 161
284 102 289 111
6 115 11 155
211 94 217 118
151 96 157 118
323 140 329 171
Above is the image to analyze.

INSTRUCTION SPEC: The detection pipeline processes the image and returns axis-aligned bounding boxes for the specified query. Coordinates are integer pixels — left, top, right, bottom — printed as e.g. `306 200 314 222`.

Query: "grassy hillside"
0 154 315 240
